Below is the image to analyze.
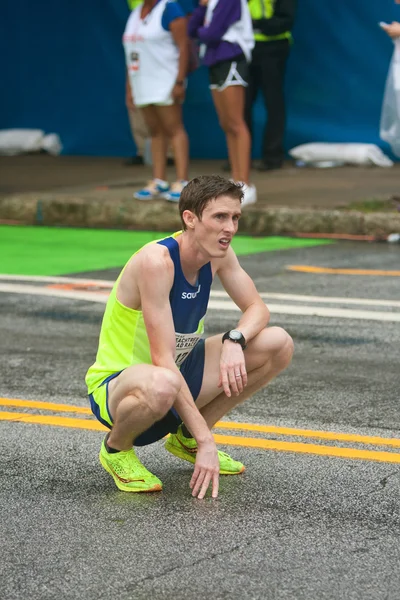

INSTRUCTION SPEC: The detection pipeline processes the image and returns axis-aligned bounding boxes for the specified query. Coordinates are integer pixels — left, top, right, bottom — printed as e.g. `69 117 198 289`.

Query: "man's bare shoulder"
124 242 174 277
117 243 174 308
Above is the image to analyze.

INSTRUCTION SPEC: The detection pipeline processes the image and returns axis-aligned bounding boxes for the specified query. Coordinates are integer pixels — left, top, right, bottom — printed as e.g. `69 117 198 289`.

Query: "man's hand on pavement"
190 438 219 499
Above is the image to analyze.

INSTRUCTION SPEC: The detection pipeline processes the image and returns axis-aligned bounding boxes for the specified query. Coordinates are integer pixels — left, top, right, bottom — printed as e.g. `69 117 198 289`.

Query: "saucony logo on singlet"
181 284 201 300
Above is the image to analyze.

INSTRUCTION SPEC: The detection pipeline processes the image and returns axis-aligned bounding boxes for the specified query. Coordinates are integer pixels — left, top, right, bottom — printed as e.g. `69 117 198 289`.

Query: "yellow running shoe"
99 439 162 493
165 425 245 475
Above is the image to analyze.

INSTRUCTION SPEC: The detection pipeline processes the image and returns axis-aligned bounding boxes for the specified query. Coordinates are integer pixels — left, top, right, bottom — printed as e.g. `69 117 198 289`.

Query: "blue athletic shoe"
163 180 188 203
134 179 169 201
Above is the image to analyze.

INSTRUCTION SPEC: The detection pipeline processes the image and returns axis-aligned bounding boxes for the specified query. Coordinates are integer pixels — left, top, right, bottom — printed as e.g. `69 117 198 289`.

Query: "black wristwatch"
222 329 247 350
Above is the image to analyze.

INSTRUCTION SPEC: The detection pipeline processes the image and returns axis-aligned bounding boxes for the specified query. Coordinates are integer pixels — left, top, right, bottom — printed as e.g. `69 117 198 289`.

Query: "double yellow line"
2 397 400 464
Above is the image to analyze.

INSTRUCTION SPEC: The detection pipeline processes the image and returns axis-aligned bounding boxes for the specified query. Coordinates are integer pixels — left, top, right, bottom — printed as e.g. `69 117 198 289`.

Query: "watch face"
230 330 242 340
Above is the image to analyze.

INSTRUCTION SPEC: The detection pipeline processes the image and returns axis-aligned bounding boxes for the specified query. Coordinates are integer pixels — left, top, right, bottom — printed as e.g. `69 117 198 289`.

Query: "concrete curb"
1 192 400 237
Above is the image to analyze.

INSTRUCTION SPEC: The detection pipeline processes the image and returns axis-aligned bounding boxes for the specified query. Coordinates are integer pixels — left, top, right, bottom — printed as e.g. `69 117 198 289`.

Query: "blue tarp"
1 0 398 158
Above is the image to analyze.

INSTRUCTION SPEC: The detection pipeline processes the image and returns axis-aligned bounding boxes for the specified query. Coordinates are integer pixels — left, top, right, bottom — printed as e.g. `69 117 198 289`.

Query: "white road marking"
211 290 400 309
0 283 106 303
207 300 400 322
1 275 400 308
1 280 400 322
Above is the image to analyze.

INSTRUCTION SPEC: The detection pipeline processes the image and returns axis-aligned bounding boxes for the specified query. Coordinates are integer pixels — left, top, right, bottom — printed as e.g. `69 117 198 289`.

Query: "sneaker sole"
164 440 245 476
99 452 162 493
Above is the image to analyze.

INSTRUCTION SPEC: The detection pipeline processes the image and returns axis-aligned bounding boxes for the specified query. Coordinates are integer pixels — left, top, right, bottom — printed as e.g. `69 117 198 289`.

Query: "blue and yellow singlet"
85 232 212 394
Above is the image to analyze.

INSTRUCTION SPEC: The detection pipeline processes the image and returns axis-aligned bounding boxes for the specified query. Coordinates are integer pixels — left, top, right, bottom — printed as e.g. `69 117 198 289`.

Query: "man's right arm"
137 247 219 499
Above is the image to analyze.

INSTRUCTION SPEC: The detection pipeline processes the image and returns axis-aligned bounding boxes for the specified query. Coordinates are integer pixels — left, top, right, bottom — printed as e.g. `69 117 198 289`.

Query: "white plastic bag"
0 128 63 156
380 39 400 158
41 133 63 156
289 143 393 167
0 129 44 155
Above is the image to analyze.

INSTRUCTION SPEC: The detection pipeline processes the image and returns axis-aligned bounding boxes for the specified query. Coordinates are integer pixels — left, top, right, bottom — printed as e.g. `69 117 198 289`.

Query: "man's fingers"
191 469 206 497
197 473 212 500
240 363 248 387
221 370 231 397
217 372 222 388
228 369 239 396
211 471 219 499
234 369 244 394
190 466 200 489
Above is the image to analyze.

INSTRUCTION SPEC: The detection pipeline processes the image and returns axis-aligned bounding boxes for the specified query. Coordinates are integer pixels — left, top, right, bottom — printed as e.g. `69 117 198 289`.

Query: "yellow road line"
0 411 106 430
216 421 400 448
213 434 400 464
2 410 400 465
2 397 400 448
287 265 400 277
0 397 91 414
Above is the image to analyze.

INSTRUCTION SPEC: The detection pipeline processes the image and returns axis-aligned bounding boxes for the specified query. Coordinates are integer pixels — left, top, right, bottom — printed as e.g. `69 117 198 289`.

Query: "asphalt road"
1 241 400 600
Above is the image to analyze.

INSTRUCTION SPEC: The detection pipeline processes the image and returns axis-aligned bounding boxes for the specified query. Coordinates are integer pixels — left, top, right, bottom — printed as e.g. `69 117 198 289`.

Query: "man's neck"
177 232 210 285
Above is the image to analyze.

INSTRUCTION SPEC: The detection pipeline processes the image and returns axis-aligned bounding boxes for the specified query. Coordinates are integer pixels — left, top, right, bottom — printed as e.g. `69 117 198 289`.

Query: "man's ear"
182 210 196 230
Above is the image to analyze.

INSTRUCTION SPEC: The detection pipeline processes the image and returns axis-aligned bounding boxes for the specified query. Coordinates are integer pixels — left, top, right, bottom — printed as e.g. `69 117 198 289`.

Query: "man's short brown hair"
179 175 243 230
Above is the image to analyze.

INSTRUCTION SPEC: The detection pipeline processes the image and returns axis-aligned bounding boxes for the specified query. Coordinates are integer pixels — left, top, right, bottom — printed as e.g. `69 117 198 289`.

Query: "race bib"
175 332 201 367
129 51 140 72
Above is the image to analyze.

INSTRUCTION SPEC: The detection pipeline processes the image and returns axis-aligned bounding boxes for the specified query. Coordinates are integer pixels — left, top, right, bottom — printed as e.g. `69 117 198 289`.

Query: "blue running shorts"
88 339 205 446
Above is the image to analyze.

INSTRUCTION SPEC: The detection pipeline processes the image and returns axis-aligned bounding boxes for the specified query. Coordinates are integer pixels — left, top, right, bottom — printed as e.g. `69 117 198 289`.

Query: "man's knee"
147 368 181 420
268 327 294 367
254 326 294 367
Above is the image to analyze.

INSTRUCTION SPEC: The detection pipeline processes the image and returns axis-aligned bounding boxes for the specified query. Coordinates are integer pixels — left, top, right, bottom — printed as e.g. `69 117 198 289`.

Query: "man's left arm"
216 249 270 397
253 0 297 38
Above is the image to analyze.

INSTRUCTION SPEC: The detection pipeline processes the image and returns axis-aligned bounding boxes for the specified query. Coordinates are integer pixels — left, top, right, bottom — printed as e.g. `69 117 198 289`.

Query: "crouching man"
85 175 294 499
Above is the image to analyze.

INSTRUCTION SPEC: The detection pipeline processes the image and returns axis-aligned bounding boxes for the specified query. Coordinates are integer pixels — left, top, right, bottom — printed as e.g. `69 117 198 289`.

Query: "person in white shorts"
123 0 190 202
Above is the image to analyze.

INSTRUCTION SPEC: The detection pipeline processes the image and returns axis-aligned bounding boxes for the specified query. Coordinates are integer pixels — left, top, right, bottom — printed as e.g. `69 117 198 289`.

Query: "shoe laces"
110 449 152 479
217 450 239 464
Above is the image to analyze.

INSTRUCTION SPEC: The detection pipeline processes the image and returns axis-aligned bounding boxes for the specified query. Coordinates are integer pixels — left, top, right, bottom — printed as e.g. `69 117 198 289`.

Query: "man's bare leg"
107 364 181 450
187 327 293 433
166 327 293 476
98 365 181 493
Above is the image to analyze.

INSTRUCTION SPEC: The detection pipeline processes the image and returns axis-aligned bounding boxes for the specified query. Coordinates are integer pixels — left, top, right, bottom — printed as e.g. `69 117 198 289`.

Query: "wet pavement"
1 241 400 600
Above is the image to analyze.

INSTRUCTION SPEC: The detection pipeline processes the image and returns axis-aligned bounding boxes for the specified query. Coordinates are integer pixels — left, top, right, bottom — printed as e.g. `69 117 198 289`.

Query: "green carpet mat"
0 225 334 276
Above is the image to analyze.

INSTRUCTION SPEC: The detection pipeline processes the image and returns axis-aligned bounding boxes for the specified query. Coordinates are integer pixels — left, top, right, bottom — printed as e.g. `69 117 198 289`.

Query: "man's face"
190 194 242 257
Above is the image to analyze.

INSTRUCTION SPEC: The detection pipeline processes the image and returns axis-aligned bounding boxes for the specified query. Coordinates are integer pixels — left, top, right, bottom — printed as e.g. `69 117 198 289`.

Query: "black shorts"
209 54 249 91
